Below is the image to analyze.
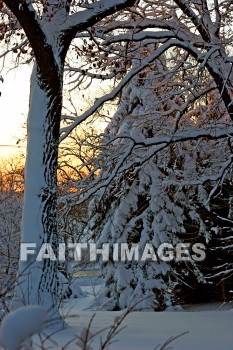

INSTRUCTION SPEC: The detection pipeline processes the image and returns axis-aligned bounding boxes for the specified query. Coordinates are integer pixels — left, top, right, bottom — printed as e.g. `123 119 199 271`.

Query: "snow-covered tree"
0 0 233 317
90 0 233 121
87 54 233 310
0 0 136 317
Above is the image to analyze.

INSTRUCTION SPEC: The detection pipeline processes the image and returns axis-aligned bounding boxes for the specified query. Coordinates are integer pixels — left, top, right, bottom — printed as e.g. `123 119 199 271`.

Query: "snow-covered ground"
48 276 233 350
0 275 232 349
55 310 233 350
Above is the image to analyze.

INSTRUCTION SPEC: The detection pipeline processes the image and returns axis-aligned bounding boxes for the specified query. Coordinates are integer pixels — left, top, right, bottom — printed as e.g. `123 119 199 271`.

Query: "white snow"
56 309 233 350
0 306 48 350
35 278 233 350
1 278 232 349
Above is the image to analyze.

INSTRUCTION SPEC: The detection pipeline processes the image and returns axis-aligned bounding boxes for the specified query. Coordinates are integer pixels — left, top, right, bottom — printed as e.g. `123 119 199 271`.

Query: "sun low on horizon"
0 64 30 160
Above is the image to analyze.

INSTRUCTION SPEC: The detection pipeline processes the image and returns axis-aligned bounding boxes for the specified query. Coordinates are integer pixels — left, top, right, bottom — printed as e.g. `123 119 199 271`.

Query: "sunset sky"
0 60 111 164
0 65 30 159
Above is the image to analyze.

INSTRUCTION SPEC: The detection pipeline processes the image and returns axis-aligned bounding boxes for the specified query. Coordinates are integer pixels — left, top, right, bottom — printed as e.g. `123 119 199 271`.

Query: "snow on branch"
173 0 211 42
97 17 186 34
111 126 233 147
60 0 136 40
60 126 233 207
60 39 202 141
102 30 199 46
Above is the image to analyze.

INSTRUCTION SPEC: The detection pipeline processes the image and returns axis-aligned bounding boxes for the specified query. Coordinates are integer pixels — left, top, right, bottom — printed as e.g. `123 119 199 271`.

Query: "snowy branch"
102 30 201 46
109 126 233 147
60 0 136 53
60 39 184 141
173 0 211 42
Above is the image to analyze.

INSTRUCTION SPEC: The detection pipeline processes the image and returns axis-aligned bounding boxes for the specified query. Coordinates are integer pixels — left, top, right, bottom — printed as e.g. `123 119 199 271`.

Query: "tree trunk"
12 63 62 321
